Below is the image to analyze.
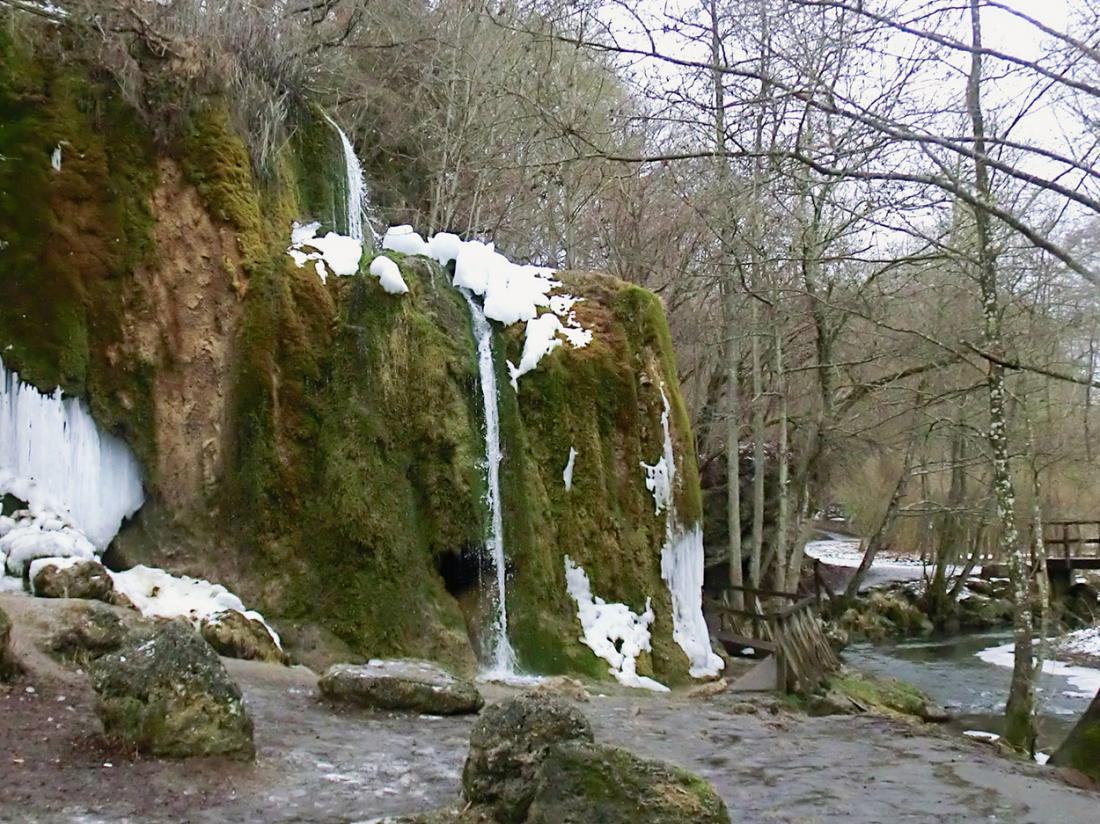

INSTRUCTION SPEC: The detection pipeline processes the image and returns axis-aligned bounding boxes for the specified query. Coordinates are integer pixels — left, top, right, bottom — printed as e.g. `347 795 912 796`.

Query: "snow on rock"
0 357 144 552
563 447 578 491
51 144 62 171
507 313 563 390
368 255 410 295
381 226 593 386
287 221 363 283
2 512 96 576
643 384 724 679
1060 626 1100 659
108 565 281 648
963 730 1001 742
382 224 430 257
564 555 668 692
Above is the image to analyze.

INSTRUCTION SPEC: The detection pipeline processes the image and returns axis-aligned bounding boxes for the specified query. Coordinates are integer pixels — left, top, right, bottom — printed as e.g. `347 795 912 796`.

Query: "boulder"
90 620 254 758
31 558 115 601
463 692 594 821
0 604 16 679
526 742 730 824
533 675 589 703
958 594 1014 629
200 609 286 664
49 602 132 662
319 659 482 715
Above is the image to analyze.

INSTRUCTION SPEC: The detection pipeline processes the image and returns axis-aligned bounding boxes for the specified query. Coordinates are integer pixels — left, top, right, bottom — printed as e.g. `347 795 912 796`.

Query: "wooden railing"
706 585 840 693
1043 520 1100 563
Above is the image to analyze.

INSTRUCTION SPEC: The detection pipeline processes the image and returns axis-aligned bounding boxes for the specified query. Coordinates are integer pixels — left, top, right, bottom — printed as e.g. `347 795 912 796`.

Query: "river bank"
2 593 1099 823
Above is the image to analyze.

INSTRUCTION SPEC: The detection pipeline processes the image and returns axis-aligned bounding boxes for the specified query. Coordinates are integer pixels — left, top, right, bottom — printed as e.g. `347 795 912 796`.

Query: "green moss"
827 669 930 717
288 104 346 233
0 30 158 462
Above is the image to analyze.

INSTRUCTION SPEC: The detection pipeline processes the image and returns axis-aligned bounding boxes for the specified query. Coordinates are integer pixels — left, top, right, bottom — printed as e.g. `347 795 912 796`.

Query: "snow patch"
507 314 563 390
564 555 668 692
976 641 1100 694
368 255 409 295
51 144 61 172
287 221 363 283
563 447 578 491
382 225 430 257
108 565 281 648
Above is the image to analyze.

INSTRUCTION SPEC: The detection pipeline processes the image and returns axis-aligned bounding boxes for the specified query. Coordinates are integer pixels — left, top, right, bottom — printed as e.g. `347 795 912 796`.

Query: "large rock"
49 601 132 662
31 558 115 601
319 659 482 715
0 604 16 679
463 692 594 821
90 620 254 758
1051 687 1100 782
200 609 286 664
526 742 730 824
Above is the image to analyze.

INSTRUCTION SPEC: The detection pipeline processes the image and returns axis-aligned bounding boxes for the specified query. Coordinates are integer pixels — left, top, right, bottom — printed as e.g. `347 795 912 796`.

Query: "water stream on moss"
463 291 518 676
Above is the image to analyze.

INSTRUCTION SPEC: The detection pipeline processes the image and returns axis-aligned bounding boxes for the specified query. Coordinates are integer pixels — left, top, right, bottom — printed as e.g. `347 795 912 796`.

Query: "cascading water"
462 291 519 676
324 115 375 245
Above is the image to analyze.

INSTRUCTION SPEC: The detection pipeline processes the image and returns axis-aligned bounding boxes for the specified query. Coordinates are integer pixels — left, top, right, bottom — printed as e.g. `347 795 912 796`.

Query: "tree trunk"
967 0 1035 753
1051 688 1100 782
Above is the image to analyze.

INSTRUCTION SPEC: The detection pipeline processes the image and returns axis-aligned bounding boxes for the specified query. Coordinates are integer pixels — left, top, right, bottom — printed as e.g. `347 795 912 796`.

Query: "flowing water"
462 292 518 676
325 115 370 243
845 630 1100 752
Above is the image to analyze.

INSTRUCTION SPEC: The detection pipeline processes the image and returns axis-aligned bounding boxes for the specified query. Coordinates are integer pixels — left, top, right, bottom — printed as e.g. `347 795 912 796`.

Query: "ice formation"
109 564 282 648
0 357 144 555
563 447 578 491
368 255 409 295
644 384 724 679
564 555 668 692
464 292 519 676
50 144 61 172
381 225 592 386
287 221 363 283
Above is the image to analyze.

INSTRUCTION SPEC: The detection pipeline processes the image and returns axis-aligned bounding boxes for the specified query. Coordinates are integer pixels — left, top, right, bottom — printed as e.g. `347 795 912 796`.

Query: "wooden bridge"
1043 520 1100 572
705 585 840 694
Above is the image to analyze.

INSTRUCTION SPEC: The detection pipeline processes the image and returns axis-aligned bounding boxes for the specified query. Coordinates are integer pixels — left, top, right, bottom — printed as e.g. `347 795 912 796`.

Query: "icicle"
324 114 376 244
462 291 519 676
0 357 144 553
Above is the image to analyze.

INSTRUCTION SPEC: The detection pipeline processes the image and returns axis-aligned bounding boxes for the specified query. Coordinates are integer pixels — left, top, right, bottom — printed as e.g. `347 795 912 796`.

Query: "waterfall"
0 357 144 552
324 114 372 244
462 291 519 676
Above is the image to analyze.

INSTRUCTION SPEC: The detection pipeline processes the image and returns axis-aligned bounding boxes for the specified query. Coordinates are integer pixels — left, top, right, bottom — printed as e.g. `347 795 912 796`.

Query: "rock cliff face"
0 33 704 684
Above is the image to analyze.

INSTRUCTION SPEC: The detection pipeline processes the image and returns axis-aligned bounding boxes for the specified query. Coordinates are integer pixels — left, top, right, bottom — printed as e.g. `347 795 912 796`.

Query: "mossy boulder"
526 742 730 824
199 609 286 665
463 692 594 821
90 620 254 758
48 601 133 663
958 593 1014 629
1051 687 1100 783
31 558 115 601
318 659 483 715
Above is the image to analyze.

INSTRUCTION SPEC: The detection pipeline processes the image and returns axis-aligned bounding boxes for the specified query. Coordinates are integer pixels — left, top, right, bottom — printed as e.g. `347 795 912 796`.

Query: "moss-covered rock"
199 609 287 665
48 601 133 664
463 692 594 821
90 620 254 758
31 559 115 601
318 659 483 715
526 742 730 824
1051 688 1100 782
0 604 16 679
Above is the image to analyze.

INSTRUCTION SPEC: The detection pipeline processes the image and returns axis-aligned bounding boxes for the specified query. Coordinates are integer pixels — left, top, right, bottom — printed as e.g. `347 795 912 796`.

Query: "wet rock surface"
320 659 483 715
90 620 254 758
200 609 286 665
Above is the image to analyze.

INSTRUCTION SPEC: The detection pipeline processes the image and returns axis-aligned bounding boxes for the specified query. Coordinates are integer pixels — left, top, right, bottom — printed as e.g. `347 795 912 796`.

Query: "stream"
845 630 1100 752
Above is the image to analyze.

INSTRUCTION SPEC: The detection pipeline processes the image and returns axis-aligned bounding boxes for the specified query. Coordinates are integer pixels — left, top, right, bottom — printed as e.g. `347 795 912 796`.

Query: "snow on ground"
963 730 1001 742
287 221 363 283
804 536 980 591
1059 626 1100 660
109 565 281 648
976 641 1100 694
380 225 591 387
564 555 668 692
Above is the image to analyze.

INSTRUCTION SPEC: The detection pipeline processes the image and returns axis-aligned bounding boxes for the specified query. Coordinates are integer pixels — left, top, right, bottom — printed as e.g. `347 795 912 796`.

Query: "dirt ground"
2 593 1097 824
